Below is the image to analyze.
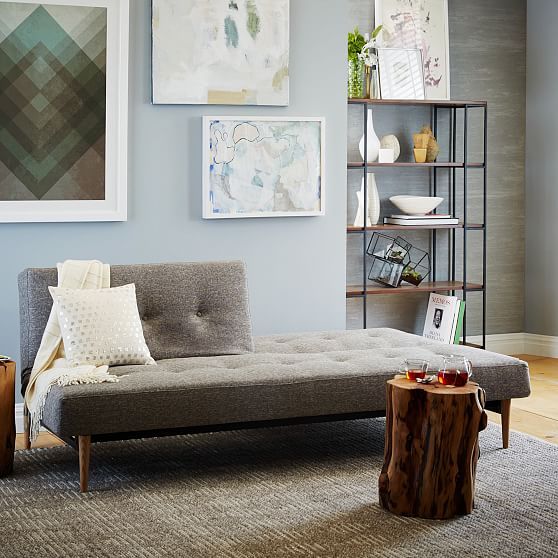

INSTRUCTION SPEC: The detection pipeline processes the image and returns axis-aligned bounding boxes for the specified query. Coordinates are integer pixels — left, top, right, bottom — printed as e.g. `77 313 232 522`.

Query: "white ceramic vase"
358 108 381 163
353 173 380 227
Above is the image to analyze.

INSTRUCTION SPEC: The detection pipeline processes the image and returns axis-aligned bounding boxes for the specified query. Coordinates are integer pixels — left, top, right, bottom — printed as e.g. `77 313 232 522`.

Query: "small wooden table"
0 360 16 477
379 376 487 519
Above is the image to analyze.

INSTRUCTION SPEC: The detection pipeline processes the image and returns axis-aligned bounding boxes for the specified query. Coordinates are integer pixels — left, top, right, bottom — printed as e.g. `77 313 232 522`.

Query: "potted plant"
359 25 383 99
348 27 365 98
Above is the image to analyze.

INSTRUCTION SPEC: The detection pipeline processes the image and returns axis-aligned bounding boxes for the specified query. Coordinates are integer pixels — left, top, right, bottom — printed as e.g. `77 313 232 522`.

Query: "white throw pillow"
49 284 156 367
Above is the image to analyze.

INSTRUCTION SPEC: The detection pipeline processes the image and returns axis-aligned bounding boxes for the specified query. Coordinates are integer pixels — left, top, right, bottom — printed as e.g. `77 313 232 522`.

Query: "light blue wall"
0 0 348 401
526 0 558 335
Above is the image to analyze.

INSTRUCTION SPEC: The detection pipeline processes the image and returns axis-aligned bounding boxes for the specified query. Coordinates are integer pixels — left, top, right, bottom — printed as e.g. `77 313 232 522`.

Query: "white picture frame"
0 0 129 223
375 0 450 100
203 116 325 219
377 48 426 100
151 0 289 106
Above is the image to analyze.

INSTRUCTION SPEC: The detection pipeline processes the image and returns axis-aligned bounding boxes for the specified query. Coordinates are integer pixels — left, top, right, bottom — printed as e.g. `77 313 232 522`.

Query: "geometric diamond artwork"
0 2 107 201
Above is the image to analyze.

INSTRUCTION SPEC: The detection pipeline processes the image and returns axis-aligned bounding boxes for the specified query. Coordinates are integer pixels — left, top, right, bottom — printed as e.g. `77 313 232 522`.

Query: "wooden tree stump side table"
0 360 16 477
378 376 488 520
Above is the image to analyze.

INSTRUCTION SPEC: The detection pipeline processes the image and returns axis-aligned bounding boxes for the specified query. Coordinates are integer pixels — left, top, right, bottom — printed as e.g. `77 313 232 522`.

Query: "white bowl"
390 196 444 216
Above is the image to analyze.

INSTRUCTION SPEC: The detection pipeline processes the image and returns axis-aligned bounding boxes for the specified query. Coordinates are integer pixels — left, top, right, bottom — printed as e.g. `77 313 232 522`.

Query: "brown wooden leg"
23 405 32 450
78 435 91 493
501 399 511 449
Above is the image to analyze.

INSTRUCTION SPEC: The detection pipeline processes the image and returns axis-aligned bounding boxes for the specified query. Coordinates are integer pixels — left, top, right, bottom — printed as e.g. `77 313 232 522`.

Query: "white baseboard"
15 403 24 434
467 333 526 355
13 332 557 434
524 333 558 358
468 332 558 358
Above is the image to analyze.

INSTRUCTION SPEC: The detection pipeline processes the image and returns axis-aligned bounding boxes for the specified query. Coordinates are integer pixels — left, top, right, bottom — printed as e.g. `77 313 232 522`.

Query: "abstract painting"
375 0 450 100
203 117 325 219
152 0 289 106
0 0 128 222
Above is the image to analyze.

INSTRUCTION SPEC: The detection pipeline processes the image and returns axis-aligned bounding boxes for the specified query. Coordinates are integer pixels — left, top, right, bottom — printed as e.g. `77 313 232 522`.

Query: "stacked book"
384 214 458 226
422 293 465 345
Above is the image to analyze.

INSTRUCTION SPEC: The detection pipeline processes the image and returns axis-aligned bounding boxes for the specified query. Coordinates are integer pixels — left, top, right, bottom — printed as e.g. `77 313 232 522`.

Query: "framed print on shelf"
377 48 426 100
375 0 450 100
203 116 325 219
152 0 289 106
0 0 129 223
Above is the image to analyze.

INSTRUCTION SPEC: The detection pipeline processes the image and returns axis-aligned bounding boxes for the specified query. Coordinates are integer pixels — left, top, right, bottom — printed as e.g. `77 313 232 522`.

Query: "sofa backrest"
18 261 254 382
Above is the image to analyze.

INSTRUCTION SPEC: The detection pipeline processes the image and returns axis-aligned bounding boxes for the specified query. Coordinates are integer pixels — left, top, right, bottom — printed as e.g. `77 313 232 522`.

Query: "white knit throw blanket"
24 260 119 441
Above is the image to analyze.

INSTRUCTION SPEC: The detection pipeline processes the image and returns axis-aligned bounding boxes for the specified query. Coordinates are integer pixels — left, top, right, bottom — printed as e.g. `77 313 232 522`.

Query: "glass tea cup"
401 359 429 381
437 356 472 387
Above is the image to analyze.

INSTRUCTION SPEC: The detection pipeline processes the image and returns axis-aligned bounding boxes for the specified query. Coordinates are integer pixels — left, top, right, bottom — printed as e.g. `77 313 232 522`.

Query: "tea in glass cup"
401 359 429 381
437 356 472 386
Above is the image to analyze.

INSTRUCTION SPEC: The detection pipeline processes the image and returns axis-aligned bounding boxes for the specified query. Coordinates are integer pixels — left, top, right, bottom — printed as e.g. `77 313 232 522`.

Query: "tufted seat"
40 328 530 437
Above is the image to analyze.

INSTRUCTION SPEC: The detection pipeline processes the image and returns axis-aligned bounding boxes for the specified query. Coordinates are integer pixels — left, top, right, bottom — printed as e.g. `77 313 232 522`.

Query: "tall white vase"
358 108 381 163
353 173 380 227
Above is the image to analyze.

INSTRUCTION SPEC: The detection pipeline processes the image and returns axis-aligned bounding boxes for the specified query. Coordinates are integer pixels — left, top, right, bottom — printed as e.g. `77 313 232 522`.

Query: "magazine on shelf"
390 214 453 220
423 293 462 344
384 217 458 226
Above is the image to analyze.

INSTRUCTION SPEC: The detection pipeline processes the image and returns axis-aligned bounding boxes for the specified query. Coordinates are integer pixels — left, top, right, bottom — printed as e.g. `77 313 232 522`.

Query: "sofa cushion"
40 328 530 437
18 261 254 377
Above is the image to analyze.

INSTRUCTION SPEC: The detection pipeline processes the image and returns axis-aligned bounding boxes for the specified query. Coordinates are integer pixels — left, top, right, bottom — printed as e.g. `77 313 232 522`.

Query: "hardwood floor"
486 355 558 445
16 354 558 450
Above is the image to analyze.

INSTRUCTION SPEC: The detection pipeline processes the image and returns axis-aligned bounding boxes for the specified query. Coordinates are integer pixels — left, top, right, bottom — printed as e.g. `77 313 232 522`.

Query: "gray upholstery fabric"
18 262 254 386
40 328 531 437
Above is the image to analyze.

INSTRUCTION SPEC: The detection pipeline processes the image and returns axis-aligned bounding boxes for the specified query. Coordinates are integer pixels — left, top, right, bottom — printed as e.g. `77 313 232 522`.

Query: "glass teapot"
438 356 472 387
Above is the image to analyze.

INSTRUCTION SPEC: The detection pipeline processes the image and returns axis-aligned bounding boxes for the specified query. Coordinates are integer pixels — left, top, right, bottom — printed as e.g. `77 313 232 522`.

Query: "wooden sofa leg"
78 436 91 493
23 405 31 450
501 400 511 449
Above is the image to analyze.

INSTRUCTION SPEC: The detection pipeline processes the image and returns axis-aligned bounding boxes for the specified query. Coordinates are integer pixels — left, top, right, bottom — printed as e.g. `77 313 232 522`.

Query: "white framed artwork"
0 0 129 222
152 0 289 106
203 116 325 219
375 0 450 100
377 48 426 100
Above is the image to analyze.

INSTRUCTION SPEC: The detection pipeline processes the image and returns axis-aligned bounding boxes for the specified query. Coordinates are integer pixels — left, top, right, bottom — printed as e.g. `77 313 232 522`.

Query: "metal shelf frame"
348 99 488 348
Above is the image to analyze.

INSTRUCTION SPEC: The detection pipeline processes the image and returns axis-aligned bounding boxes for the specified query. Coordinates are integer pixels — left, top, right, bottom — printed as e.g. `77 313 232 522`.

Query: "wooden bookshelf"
347 223 484 233
347 98 487 108
346 281 484 298
347 162 485 169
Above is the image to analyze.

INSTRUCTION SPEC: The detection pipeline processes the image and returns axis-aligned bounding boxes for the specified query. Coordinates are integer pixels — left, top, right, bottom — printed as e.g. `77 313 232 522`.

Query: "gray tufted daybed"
18 261 531 492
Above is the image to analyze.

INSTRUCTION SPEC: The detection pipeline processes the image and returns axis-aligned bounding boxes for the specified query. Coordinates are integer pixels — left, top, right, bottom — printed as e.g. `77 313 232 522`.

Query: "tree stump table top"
379 376 487 520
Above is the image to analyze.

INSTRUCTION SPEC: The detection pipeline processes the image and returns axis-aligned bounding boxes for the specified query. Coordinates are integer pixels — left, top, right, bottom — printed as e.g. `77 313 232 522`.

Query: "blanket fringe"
29 371 119 442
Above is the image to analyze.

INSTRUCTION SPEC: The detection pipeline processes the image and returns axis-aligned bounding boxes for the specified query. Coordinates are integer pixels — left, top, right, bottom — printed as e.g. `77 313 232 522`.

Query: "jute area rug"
1 420 556 558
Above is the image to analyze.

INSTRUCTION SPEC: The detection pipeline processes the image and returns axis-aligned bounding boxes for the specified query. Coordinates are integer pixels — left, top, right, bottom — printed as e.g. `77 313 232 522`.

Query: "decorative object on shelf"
348 28 366 98
203 117 325 218
420 126 440 162
412 131 429 163
375 0 450 100
0 0 129 223
353 173 380 227
377 47 426 100
414 148 427 163
423 293 464 344
359 25 383 99
390 195 444 215
380 134 401 161
378 149 394 164
152 0 289 105
358 109 381 162
367 233 431 289
367 234 412 287
401 244 430 286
